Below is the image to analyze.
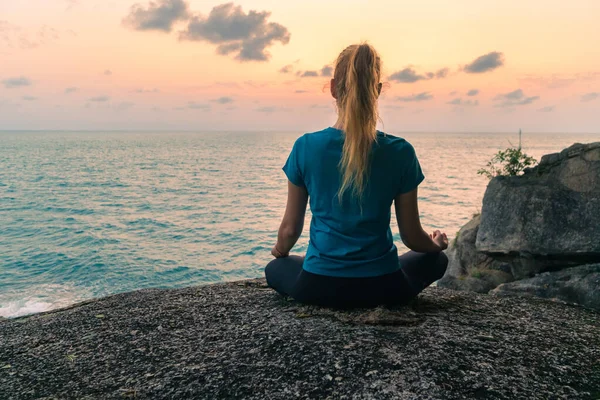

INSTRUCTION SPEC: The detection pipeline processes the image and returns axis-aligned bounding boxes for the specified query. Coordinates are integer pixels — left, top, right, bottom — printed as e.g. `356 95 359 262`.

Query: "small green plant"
477 129 537 179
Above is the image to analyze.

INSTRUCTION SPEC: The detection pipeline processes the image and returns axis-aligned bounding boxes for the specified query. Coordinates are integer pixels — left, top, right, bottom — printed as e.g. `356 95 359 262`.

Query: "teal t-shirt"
282 127 425 278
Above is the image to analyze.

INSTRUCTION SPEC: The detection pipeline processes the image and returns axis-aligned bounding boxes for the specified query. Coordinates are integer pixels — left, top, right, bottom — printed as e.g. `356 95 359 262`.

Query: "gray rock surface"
438 215 513 293
1 279 599 400
476 142 600 278
493 263 600 311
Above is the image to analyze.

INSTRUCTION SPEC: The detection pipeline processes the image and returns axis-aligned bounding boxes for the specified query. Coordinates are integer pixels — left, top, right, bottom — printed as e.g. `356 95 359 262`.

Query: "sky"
1 0 599 132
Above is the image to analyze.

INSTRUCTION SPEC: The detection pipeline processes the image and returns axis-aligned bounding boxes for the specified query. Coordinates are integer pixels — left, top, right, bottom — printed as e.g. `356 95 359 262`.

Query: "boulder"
476 142 600 278
492 264 600 311
438 214 513 293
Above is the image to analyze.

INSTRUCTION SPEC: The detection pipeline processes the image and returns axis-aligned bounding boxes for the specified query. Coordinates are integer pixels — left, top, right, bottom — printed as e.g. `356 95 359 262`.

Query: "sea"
1 130 598 318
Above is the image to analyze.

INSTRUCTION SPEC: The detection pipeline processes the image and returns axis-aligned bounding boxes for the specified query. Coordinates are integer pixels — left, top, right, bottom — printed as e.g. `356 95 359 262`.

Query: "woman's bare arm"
394 188 447 253
272 181 309 257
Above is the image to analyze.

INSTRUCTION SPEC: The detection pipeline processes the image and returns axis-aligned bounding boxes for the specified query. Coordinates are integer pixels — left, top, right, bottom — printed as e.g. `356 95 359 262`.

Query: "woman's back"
265 42 447 309
284 127 424 277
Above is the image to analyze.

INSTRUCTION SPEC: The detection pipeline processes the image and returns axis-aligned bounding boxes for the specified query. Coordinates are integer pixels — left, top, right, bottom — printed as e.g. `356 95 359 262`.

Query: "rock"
476 142 600 278
1 279 599 399
493 264 600 311
438 214 513 293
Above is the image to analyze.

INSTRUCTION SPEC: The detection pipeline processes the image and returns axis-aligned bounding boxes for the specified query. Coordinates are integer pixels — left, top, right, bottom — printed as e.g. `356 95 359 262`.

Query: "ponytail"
334 43 381 203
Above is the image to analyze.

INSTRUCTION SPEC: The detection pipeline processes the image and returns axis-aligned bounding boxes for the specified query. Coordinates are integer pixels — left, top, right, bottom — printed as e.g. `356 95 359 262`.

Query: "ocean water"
1 130 598 317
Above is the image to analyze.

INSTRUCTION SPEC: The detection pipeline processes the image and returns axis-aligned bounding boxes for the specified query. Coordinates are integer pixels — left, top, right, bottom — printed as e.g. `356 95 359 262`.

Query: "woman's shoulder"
376 131 415 152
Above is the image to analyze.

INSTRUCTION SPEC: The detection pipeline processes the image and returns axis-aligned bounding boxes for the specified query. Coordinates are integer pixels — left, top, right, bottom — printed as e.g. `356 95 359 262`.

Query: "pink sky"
1 0 599 132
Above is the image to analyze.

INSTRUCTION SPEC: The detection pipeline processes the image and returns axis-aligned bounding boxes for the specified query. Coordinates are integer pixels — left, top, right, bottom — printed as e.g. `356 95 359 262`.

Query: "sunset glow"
1 0 599 132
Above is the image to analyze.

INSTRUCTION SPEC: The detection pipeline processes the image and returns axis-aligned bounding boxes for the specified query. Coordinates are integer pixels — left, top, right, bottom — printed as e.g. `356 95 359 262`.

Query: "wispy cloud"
295 90 308 94
395 92 433 102
466 89 479 96
123 0 190 32
103 69 112 76
211 96 234 104
279 64 293 73
188 101 210 110
389 67 448 83
320 65 333 77
88 96 110 102
114 102 135 111
299 70 319 77
22 96 37 101
493 89 539 107
581 92 599 102
2 76 32 88
296 65 334 78
447 98 479 106
179 3 291 62
255 106 290 113
65 87 78 94
464 51 504 73
537 106 555 112
0 21 61 50
134 88 160 93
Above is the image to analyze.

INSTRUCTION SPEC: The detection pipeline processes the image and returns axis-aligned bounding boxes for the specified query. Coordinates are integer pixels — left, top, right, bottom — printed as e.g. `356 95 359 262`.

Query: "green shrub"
477 130 537 179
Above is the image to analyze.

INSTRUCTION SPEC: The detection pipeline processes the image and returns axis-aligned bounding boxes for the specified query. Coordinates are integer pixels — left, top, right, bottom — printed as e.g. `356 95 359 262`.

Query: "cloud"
466 89 479 96
449 91 457 96
134 88 160 93
395 92 433 102
188 101 210 110
299 70 319 77
123 0 190 32
255 106 290 113
321 65 333 77
2 76 32 88
447 98 479 106
493 89 539 107
279 64 293 73
65 0 79 10
114 102 135 111
435 68 449 79
389 67 427 83
0 21 61 50
295 90 308 94
537 106 555 112
22 96 37 101
581 92 599 102
464 51 504 73
103 69 112 76
65 87 78 94
179 3 290 62
389 67 449 83
88 96 110 102
211 96 234 104
309 104 329 109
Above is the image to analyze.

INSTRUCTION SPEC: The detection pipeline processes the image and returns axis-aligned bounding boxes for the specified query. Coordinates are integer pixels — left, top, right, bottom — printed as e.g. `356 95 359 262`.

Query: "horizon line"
0 129 598 135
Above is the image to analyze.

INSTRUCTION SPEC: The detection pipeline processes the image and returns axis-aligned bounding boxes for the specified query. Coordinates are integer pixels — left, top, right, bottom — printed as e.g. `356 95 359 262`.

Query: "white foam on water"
0 284 91 318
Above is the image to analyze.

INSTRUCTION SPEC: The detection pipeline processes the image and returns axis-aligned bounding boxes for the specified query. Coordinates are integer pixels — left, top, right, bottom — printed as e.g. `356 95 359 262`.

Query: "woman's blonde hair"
333 43 381 203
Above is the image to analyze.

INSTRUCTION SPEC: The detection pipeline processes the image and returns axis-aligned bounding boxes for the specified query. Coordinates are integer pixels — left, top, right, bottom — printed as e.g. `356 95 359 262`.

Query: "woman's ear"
330 79 337 99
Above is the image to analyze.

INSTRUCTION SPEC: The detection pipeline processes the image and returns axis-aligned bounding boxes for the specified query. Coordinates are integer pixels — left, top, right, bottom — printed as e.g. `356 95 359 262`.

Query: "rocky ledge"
1 279 599 400
439 142 600 310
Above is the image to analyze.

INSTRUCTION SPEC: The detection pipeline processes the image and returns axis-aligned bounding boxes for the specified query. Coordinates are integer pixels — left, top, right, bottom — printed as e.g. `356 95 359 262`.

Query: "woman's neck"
332 118 344 130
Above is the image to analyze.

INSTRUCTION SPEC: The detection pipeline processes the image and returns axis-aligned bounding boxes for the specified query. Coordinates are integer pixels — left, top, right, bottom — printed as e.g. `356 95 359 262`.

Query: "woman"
265 43 448 309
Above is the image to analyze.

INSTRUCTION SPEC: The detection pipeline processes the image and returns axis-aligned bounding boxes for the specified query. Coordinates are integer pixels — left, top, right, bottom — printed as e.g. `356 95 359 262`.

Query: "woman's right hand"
430 230 448 251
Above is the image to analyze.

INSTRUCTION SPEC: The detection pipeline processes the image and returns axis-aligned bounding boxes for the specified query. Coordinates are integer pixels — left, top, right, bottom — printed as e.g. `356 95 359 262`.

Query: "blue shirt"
282 127 425 278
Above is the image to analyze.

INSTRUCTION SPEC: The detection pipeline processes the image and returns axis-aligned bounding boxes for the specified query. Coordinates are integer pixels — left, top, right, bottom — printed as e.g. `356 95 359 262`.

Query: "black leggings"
264 251 448 309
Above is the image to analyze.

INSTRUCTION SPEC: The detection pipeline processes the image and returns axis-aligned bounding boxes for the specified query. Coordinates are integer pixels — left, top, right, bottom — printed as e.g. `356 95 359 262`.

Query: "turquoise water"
1 131 598 317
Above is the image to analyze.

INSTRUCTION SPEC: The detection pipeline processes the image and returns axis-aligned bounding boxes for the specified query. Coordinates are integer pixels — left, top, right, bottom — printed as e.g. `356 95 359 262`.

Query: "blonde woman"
265 43 448 308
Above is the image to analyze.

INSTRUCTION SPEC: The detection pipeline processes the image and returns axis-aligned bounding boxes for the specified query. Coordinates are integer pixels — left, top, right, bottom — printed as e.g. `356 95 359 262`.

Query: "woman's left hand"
271 245 289 258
